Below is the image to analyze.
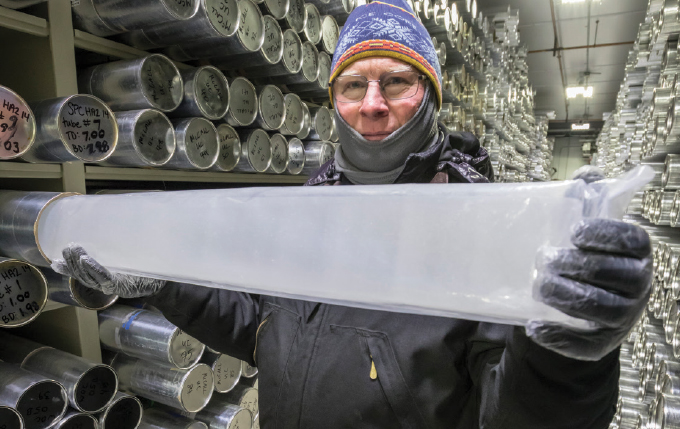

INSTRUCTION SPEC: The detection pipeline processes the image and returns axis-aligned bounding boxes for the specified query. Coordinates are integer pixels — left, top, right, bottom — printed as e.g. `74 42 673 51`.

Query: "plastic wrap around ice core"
37 167 654 327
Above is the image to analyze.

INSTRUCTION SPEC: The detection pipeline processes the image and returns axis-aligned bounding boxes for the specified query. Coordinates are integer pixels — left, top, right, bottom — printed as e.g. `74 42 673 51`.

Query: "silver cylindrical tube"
233 129 272 173
214 15 284 70
97 392 142 429
267 133 289 174
219 385 258 418
0 258 48 328
0 86 36 160
269 41 319 85
329 113 338 142
167 0 265 60
239 29 303 77
307 105 333 141
91 0 199 33
79 55 183 113
318 15 339 54
44 267 118 311
665 154 680 189
254 85 286 130
98 305 205 369
295 102 311 140
166 118 219 170
102 109 176 167
286 51 331 97
0 191 76 267
194 402 252 429
71 0 119 37
279 93 304 135
53 411 98 429
121 0 240 50
212 124 241 172
656 393 680 429
241 362 258 379
286 137 305 175
258 0 289 19
0 406 22 429
302 141 334 175
200 351 242 394
310 0 353 22
224 78 258 127
111 354 214 413
0 361 68 429
282 0 307 33
139 407 208 429
171 67 230 121
21 95 118 163
303 4 322 44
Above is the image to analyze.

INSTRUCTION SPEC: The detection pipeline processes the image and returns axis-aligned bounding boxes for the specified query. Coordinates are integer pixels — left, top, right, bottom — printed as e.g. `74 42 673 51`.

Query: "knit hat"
329 0 443 109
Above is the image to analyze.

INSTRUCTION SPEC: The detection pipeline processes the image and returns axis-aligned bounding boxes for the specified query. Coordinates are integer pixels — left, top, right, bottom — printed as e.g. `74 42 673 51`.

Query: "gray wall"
551 136 588 181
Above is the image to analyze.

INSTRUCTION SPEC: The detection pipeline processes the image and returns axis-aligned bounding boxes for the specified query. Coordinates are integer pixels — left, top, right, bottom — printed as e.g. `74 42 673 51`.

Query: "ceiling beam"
528 41 634 54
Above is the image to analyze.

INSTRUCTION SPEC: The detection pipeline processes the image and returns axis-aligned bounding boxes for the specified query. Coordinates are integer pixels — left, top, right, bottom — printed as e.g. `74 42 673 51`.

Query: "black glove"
52 244 166 298
526 166 652 361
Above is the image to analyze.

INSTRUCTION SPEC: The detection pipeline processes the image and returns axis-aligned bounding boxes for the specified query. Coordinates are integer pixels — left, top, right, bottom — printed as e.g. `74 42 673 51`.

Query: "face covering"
334 84 439 185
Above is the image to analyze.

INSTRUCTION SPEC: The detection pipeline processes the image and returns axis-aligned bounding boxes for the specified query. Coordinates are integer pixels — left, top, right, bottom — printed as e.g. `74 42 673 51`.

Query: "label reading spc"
0 262 45 327
207 0 237 35
0 89 35 159
60 97 115 162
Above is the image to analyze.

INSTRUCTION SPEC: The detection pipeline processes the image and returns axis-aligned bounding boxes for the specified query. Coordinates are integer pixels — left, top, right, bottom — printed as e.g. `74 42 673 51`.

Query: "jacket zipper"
253 314 271 365
370 354 378 380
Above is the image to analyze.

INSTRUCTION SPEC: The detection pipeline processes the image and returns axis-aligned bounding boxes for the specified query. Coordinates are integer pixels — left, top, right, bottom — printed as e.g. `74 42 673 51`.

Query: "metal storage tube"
0 258 48 328
267 133 290 174
194 403 252 429
318 15 339 55
656 393 680 429
97 392 142 429
269 41 320 85
329 113 338 142
214 16 284 70
219 385 258 418
78 55 184 113
212 124 242 172
281 0 307 33
258 0 289 20
279 93 304 135
53 411 97 429
139 407 208 429
98 305 205 369
20 95 118 163
101 109 176 167
286 137 305 175
287 51 332 97
307 105 333 141
241 362 258 379
295 103 311 140
239 29 303 77
0 406 22 429
121 0 240 50
233 129 272 173
0 361 68 429
110 354 214 414
310 0 354 23
254 85 286 130
167 0 265 60
171 67 230 121
0 332 118 413
0 86 36 160
0 191 77 267
200 350 242 393
89 0 200 33
223 77 258 127
302 141 334 175
303 4 323 44
166 118 219 170
45 267 118 311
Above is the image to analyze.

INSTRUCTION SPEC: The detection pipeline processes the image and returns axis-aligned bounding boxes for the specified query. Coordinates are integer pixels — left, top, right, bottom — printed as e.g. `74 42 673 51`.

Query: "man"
55 1 651 427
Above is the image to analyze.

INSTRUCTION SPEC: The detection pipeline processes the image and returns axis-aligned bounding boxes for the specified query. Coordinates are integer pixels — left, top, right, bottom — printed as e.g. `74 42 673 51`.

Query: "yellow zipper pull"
370 355 378 380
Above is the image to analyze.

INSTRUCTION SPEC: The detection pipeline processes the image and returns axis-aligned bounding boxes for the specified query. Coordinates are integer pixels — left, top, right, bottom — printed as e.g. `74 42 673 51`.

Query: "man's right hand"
51 244 166 298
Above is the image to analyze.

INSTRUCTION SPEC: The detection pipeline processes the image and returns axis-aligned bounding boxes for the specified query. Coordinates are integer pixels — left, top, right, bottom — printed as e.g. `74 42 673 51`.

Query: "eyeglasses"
332 70 427 103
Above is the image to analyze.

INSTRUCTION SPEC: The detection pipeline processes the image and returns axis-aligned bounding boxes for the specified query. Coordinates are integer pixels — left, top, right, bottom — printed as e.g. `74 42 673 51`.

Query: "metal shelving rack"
0 0 305 364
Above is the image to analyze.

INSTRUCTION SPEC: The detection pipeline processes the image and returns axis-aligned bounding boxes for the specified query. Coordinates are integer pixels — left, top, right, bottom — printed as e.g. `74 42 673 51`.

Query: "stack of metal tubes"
592 1 680 428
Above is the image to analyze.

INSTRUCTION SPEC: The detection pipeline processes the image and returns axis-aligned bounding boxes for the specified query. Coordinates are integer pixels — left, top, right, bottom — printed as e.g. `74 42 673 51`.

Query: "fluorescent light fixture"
566 86 594 98
572 123 591 130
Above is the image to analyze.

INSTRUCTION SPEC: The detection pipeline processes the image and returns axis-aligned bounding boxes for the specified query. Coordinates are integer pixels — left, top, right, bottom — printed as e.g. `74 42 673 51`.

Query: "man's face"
334 57 426 142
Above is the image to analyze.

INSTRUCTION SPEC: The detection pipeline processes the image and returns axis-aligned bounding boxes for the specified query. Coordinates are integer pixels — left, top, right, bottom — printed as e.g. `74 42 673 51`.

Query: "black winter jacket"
146 126 619 429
